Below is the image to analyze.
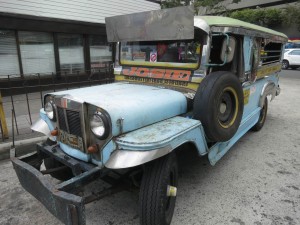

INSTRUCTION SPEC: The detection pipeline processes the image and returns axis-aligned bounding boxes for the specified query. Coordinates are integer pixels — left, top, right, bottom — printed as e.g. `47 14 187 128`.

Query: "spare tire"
193 71 244 142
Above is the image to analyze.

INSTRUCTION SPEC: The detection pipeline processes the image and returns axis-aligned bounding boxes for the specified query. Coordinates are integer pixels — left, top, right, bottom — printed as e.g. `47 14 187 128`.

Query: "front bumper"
11 143 105 225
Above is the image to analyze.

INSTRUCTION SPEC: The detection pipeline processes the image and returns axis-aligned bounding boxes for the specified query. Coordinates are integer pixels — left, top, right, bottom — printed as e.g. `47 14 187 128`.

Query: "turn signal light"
87 145 98 154
50 129 58 136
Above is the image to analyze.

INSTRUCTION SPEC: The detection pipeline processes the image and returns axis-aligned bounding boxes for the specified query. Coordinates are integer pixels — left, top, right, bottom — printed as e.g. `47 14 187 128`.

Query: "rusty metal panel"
11 157 86 225
105 6 194 42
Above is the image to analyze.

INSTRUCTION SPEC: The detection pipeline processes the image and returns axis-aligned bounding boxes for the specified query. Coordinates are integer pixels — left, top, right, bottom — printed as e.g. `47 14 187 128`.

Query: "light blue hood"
49 82 187 136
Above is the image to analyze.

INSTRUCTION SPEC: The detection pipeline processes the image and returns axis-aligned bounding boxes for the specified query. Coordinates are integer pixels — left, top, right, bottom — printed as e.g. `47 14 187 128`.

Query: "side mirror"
220 36 236 63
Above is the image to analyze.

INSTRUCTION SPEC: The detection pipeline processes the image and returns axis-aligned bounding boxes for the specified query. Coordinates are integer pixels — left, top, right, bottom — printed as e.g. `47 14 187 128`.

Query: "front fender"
104 116 208 169
31 109 56 141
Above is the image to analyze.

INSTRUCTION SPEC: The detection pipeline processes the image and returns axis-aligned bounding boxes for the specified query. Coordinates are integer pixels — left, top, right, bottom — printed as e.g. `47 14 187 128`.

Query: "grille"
57 107 82 137
66 110 82 137
57 107 67 131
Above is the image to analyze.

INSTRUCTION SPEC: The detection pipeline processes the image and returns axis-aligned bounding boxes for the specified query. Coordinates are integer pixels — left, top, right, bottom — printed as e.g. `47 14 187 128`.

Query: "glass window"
120 40 201 69
19 31 55 75
57 34 84 74
89 35 112 71
289 50 300 55
0 30 20 76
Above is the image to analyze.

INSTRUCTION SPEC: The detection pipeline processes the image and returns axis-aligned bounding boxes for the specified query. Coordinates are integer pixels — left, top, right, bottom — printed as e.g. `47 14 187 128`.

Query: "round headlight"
45 101 56 121
90 111 109 139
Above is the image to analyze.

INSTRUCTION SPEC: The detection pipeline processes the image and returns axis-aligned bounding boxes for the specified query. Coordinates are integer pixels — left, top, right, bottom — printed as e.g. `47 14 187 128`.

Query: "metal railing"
0 68 114 142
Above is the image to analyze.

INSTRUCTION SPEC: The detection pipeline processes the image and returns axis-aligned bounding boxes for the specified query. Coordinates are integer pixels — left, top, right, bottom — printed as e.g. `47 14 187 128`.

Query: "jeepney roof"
196 16 288 41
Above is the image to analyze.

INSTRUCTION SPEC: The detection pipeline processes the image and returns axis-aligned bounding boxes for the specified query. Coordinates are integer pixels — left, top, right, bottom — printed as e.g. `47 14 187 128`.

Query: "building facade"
0 0 160 79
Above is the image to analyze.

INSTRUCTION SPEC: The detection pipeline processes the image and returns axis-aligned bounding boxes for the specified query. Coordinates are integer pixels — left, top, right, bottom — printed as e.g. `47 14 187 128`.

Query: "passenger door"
288 50 300 65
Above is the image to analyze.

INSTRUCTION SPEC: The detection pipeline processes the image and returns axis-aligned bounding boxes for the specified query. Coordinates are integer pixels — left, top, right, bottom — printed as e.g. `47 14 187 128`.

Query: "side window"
289 50 300 55
260 40 282 65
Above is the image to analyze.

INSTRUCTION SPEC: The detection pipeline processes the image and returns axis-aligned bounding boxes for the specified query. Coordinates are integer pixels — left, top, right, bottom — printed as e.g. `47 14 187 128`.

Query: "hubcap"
218 87 239 128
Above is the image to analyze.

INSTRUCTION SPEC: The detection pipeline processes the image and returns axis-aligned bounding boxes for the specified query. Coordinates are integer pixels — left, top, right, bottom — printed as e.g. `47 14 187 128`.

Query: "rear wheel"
139 153 178 225
251 97 268 131
282 60 289 69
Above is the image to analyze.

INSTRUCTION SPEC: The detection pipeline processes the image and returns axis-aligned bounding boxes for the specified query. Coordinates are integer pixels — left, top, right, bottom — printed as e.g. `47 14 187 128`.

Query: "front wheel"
139 153 178 225
282 60 289 70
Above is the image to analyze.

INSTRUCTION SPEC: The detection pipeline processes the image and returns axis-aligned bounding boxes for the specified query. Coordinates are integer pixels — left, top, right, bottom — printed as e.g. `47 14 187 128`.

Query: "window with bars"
57 34 85 74
19 31 55 75
89 35 112 71
0 30 20 77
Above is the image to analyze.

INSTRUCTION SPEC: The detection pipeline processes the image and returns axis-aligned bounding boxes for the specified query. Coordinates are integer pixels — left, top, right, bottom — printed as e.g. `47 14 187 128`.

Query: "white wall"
0 0 160 24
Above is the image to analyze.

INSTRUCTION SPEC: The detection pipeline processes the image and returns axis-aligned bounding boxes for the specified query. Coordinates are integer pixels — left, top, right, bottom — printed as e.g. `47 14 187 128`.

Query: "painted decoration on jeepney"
122 67 191 81
256 63 281 79
116 66 203 91
243 89 250 105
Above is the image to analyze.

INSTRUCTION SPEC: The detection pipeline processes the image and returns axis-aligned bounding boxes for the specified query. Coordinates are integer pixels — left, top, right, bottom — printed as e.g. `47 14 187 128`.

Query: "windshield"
120 40 201 69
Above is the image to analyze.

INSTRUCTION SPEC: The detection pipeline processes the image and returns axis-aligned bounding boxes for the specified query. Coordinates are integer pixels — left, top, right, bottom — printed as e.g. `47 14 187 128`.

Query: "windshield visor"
120 40 201 69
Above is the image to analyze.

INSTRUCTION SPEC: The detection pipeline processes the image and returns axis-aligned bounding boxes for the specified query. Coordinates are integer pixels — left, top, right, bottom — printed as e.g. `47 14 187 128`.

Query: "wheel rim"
165 169 176 223
218 87 239 129
282 61 288 69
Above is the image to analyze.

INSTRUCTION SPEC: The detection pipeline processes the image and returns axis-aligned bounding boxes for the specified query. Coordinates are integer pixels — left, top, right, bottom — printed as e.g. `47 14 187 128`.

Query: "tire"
139 153 178 225
282 60 289 70
251 97 268 131
44 157 73 180
193 71 244 142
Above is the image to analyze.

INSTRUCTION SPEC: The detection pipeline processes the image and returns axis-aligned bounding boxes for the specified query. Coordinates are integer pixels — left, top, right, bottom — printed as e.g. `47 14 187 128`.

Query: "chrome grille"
57 107 67 131
66 109 82 137
57 107 82 137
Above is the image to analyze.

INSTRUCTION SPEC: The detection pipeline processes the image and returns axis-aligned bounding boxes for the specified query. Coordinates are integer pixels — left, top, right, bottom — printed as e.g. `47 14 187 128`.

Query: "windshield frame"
118 39 203 70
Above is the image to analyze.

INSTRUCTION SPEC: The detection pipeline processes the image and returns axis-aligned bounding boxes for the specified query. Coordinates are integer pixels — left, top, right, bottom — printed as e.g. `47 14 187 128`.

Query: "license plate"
58 130 84 151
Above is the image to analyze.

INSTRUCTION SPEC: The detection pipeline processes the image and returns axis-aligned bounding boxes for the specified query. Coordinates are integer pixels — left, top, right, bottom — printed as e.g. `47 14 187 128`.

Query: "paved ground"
0 70 299 225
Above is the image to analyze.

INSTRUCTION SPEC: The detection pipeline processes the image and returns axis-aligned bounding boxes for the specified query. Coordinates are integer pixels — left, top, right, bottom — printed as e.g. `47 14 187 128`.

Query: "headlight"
44 100 56 121
90 111 109 139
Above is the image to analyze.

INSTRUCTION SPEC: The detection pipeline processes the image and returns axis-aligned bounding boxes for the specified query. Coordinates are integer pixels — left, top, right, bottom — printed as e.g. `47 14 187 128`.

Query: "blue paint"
208 107 260 165
59 142 90 162
48 83 187 137
101 140 117 165
115 116 208 155
37 74 279 168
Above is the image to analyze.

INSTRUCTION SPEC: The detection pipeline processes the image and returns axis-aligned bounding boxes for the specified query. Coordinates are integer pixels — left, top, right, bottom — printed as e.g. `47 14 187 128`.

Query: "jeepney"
11 6 287 225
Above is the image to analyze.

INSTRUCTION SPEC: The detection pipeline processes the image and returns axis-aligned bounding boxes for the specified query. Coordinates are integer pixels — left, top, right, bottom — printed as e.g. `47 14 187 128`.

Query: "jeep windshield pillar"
11 6 287 225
